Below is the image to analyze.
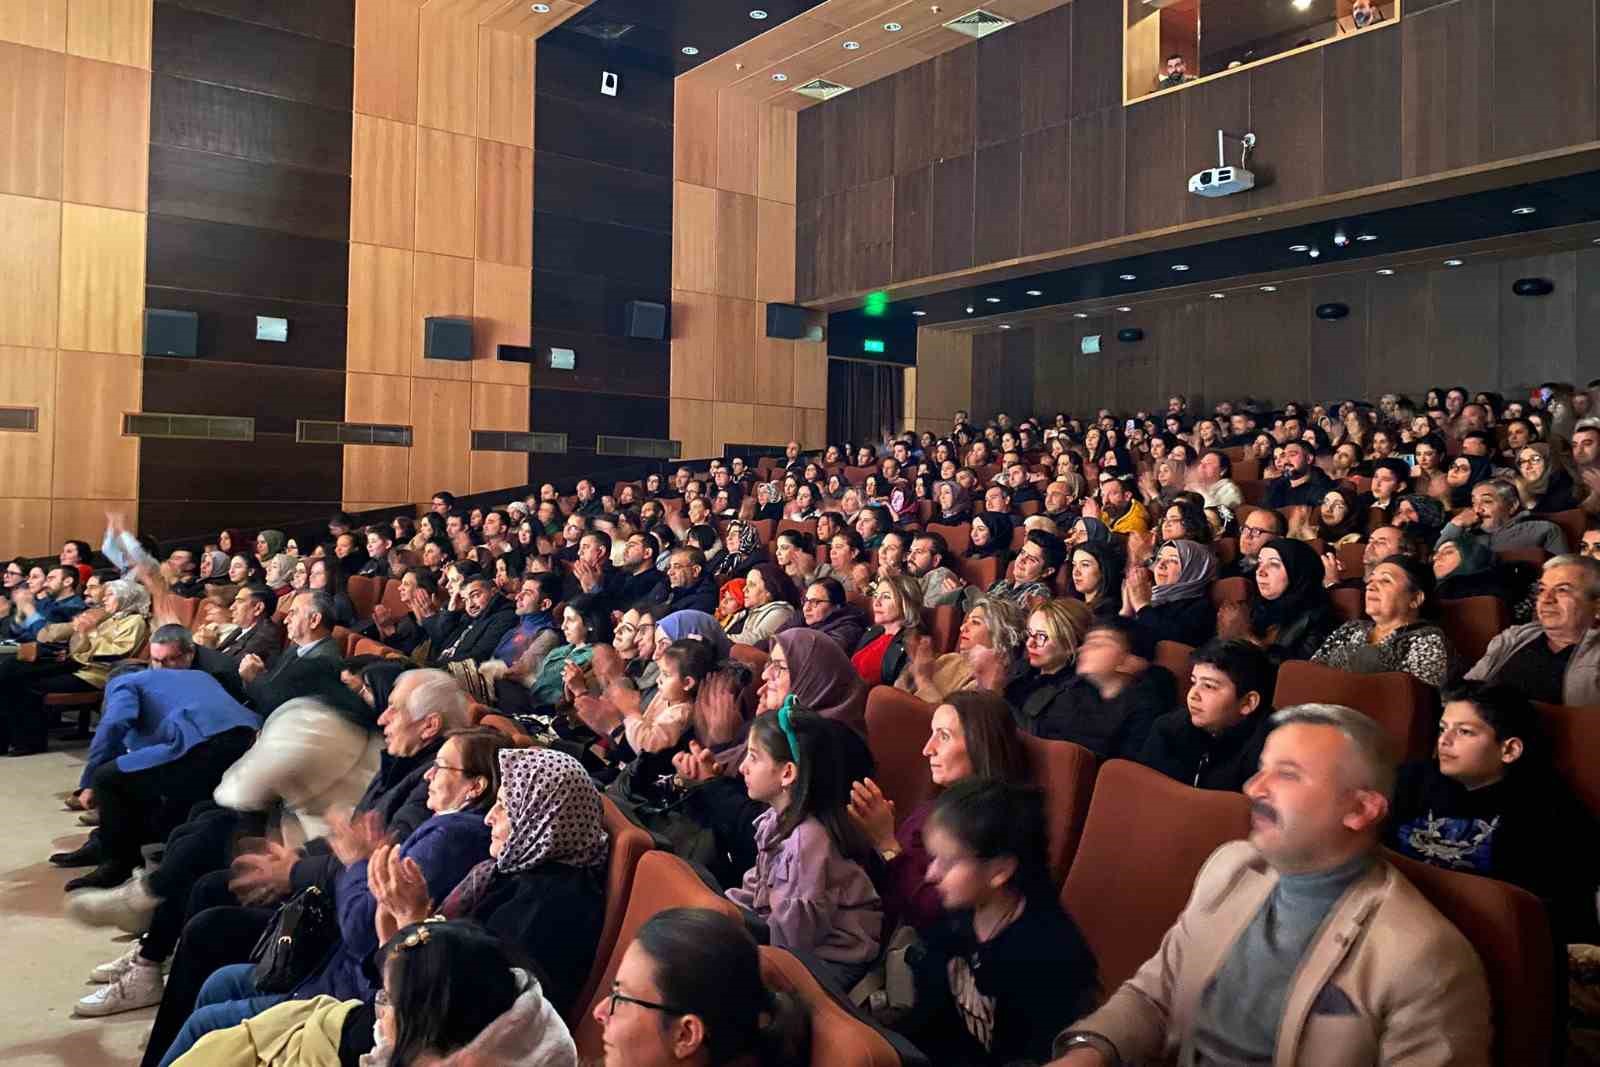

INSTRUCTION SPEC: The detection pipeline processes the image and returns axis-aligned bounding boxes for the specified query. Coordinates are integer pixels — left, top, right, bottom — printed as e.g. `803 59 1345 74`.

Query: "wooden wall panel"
0 42 65 200
0 497 53 556
930 47 977 163
0 0 67 51
914 329 973 425
1247 50 1324 210
468 380 527 493
671 397 716 461
713 297 761 405
757 106 796 204
1069 0 1119 115
1491 0 1596 159
1066 108 1123 246
712 401 756 450
343 371 410 503
414 126 477 258
715 191 758 301
471 260 531 385
1366 271 1432 396
0 193 61 349
1399 0 1491 178
1180 74 1248 224
792 344 827 410
891 167 932 283
1306 277 1367 403
409 252 474 379
1498 254 1578 388
475 139 533 267
973 140 1021 266
146 215 348 304
163 0 355 44
672 181 718 293
928 154 975 277
753 334 794 406
477 27 533 147
755 198 797 304
59 204 144 355
1019 5 1071 133
51 498 134 550
354 0 419 122
1429 262 1499 392
145 287 348 370
1122 95 1181 235
407 377 471 501
0 346 57 498
68 0 151 68
147 145 352 239
670 289 716 401
151 75 352 173
63 56 150 210
350 113 416 247
716 92 759 197
347 243 412 375
975 27 1022 149
798 406 826 449
1323 28 1400 194
416 1 480 135
151 4 349 107
55 350 138 498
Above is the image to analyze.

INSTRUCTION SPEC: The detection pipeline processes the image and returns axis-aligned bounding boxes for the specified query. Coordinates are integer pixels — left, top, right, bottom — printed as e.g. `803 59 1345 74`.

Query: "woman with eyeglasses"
898 593 1026 705
1514 444 1579 514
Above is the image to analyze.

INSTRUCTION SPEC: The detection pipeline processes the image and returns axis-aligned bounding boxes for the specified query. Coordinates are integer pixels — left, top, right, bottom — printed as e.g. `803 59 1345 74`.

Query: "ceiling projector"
1190 129 1257 198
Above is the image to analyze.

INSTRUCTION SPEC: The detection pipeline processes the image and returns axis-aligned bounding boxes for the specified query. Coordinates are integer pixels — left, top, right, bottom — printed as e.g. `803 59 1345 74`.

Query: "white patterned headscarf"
493 748 608 873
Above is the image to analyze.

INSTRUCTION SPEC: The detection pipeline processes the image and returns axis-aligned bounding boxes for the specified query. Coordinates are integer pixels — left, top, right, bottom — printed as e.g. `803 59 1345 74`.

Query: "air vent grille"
0 406 39 432
595 436 683 460
573 20 633 41
122 413 255 441
943 8 1013 37
472 431 568 454
793 79 851 101
296 421 413 446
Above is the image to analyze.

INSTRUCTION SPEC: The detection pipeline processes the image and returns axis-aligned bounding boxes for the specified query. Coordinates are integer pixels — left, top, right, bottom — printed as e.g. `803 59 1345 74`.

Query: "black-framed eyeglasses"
429 760 468 774
606 985 688 1019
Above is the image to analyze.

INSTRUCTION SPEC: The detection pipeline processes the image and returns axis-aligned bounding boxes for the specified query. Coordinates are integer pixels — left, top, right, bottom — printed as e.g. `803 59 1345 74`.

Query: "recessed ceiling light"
912 310 927 316
1073 312 1089 319
843 40 860 49
1443 258 1463 267
749 9 768 18
998 324 1012 330
1356 233 1378 242
530 2 549 10
1116 305 1132 312
681 46 699 55
884 21 902 31
1292 0 1312 8
772 73 787 81
1119 273 1136 281
1025 289 1043 297
985 297 1001 304
1512 206 1537 216
1260 285 1278 292
965 306 975 314
1375 268 1395 276
1171 264 1189 272
1209 292 1225 299
1593 238 1600 245
1289 244 1310 253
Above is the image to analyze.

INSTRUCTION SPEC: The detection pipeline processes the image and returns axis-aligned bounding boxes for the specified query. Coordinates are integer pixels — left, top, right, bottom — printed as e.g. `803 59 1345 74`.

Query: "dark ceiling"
551 0 828 74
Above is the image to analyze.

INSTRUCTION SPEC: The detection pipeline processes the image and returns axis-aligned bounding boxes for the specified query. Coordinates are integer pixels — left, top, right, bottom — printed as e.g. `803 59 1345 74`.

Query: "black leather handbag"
248 885 339 993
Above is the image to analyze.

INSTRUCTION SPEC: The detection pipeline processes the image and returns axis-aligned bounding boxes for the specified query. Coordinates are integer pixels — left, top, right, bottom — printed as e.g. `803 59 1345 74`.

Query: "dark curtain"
827 359 904 450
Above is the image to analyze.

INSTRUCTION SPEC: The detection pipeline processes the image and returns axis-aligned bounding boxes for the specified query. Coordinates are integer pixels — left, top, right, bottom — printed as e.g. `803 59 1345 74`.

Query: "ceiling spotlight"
1376 268 1395 276
1292 0 1312 8
1025 289 1043 297
772 73 787 81
1307 248 1320 259
884 21 903 31
1289 244 1310 252
1512 206 1537 216
1073 312 1089 319
1444 258 1463 267
750 9 768 18
1356 233 1378 242
530 2 549 10
1119 273 1137 281
1116 305 1132 313
912 310 927 316
843 40 860 49
985 297 1001 303
965 306 975 314
1260 285 1278 292
1332 229 1350 248
998 324 1012 330
1209 292 1226 299
1171 264 1189 272
681 45 699 55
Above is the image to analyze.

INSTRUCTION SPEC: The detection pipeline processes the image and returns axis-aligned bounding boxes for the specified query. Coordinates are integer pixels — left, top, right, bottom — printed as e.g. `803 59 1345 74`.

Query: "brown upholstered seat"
566 797 654 1021
863 686 936 820
1273 660 1436 760
759 946 901 1067
1439 595 1509 665
1019 734 1098 885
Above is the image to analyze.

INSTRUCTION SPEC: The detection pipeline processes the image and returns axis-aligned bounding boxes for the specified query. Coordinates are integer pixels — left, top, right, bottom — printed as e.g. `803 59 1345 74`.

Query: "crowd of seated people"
9 379 1600 1065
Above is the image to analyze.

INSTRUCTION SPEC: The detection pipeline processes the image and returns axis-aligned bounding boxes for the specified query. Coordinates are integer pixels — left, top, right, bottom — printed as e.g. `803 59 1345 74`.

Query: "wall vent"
296 421 413 446
792 78 851 101
0 406 39 432
471 430 568 454
123 413 255 441
943 9 1014 38
573 20 633 41
595 436 683 460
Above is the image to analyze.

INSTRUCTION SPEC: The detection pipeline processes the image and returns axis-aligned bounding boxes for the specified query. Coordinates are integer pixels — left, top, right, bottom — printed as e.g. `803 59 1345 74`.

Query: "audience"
1465 554 1600 704
1312 555 1454 687
1138 638 1276 792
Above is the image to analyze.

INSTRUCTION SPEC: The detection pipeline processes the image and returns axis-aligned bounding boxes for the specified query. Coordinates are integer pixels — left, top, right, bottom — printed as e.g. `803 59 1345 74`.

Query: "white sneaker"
74 960 163 1017
89 943 146 983
66 875 162 935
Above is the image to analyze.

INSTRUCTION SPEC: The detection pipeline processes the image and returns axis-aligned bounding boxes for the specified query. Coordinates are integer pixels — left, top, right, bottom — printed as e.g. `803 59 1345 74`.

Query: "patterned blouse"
1310 620 1454 688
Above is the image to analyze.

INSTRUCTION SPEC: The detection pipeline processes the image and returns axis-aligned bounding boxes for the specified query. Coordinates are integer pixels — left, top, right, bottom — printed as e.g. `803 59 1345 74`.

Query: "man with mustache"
1051 703 1492 1067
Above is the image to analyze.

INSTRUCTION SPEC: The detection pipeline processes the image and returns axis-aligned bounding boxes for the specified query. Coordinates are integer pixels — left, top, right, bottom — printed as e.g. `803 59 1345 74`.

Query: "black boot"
50 833 103 868
7 703 47 755
64 862 134 892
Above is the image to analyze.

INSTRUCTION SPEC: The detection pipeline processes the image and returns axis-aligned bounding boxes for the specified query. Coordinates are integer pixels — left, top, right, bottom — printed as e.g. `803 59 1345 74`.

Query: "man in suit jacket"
1052 704 1491 1067
196 584 286 701
430 576 518 666
238 590 346 715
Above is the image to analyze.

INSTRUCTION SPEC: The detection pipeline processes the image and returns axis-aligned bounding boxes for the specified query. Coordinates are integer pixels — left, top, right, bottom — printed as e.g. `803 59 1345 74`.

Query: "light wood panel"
58 203 144 354
713 296 761 404
414 125 477 257
753 334 794 406
792 344 828 409
755 198 797 304
354 0 421 122
471 259 531 384
348 243 413 375
670 397 716 461
475 138 532 266
716 92 760 197
669 289 717 401
0 42 65 200
51 498 134 550
915 329 974 423
62 55 149 210
417 0 484 135
0 0 67 51
407 376 471 500
467 378 527 491
477 27 533 147
674 81 718 190
714 191 758 301
757 106 797 205
409 251 474 379
0 346 57 498
55 350 138 498
712 401 756 450
351 113 417 247
672 181 718 292
0 497 52 556
343 371 411 504
67 0 150 68
0 194 61 349
798 406 826 448
751 403 797 445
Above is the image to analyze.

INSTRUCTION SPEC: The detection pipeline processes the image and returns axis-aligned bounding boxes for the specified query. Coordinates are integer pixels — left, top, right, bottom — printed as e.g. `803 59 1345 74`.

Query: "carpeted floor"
0 744 150 1066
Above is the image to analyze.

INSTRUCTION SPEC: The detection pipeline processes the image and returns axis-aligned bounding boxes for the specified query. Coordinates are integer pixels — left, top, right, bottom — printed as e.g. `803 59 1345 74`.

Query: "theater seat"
1154 641 1195 697
759 947 901 1067
1232 457 1260 481
1210 576 1249 609
378 578 409 620
468 703 534 747
864 686 936 820
921 603 960 654
1535 701 1600 816
1386 850 1555 1067
1060 760 1250 992
568 797 654 1021
1439 596 1509 665
748 519 776 544
1236 479 1266 506
1211 537 1238 566
347 575 383 620
778 518 818 539
729 644 769 673
1273 660 1436 760
1019 735 1097 885
928 521 970 556
330 626 359 656
954 554 1001 590
1335 540 1366 580
1496 546 1549 568
1328 586 1364 622
572 851 742 1056
1545 508 1586 554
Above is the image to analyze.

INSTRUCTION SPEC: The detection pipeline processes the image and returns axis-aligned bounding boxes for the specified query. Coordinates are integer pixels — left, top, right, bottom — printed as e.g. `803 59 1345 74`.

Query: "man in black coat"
664 547 718 615
431 576 518 665
1137 638 1275 792
1263 439 1333 509
1009 618 1175 759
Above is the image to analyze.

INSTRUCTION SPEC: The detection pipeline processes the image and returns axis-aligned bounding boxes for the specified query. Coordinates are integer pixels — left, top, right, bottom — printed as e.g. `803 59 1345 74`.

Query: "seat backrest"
1061 760 1250 993
1335 540 1366 581
1439 595 1509 665
1236 478 1266 506
954 554 1001 590
1273 660 1436 760
1009 526 1027 550
759 947 901 1067
1496 546 1549 568
1210 576 1250 608
1535 701 1600 816
864 686 937 819
777 517 818 539
1545 508 1586 554
569 797 655 1021
844 464 875 484
1232 457 1261 481
347 575 383 620
1154 641 1195 698
571 851 742 1056
330 625 358 656
1018 499 1042 517
1385 850 1554 1067
1020 735 1098 886
921 603 961 654
1328 585 1364 623
928 521 970 556
729 644 769 673
378 578 409 620
1211 536 1238 566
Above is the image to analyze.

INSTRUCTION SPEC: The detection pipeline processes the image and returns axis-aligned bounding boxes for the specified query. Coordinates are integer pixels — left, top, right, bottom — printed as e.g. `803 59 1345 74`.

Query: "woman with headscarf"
1121 539 1217 649
1394 493 1447 545
197 549 232 588
216 530 248 559
1433 534 1512 604
772 627 869 735
965 511 1015 560
932 481 973 526
724 563 799 648
253 530 286 564
714 578 746 630
1515 443 1579 514
1313 487 1365 545
1222 537 1339 664
262 554 296 600
1443 454 1496 509
1068 516 1113 549
710 519 767 580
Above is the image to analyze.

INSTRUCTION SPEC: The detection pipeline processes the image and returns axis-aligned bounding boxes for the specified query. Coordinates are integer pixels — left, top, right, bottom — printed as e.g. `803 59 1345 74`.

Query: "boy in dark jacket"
1137 638 1276 792
1015 618 1174 759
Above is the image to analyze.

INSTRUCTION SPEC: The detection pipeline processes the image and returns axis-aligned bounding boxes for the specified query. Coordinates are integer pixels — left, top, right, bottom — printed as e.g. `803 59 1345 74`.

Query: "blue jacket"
80 668 261 789
493 611 556 663
16 592 87 639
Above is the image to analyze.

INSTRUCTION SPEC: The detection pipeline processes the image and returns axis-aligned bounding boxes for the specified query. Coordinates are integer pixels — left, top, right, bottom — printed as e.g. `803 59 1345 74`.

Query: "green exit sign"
863 339 886 354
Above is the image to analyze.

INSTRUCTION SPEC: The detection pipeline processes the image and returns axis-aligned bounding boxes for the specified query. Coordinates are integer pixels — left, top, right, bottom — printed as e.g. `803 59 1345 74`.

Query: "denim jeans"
155 963 288 1067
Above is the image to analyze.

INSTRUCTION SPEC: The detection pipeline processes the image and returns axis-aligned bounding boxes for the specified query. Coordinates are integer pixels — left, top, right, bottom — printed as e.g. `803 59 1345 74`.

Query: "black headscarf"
1249 537 1331 634
966 511 1015 559
1447 454 1496 508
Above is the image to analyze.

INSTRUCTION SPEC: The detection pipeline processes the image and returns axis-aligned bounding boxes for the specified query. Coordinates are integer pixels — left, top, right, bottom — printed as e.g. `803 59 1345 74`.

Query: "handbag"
248 884 340 993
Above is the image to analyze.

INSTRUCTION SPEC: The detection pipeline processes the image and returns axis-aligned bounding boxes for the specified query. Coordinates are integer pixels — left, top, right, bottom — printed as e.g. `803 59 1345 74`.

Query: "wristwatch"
878 845 902 863
1053 1031 1119 1064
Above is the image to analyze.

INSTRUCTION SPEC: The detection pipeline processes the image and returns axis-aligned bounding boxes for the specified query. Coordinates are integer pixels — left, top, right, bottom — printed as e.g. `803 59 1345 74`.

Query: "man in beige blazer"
1052 703 1492 1067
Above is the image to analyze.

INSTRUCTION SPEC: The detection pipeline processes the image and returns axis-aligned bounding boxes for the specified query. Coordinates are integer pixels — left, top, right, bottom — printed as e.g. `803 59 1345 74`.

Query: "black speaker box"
1512 277 1555 297
144 309 200 357
624 300 667 340
1315 303 1351 320
767 303 810 340
1117 327 1145 343
424 317 473 360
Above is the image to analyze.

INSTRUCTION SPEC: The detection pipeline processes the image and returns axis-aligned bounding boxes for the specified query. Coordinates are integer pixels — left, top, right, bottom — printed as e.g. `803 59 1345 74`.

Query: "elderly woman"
1121 539 1218 649
1312 555 1453 687
725 563 799 647
710 520 767 580
898 593 1025 704
1515 444 1579 514
851 573 923 687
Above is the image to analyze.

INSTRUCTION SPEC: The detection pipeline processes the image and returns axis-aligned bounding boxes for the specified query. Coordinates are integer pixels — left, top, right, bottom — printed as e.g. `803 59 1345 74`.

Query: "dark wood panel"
141 356 344 434
147 214 350 305
532 212 671 288
1247 49 1324 209
1491 0 1596 159
1019 124 1070 256
536 93 672 178
534 151 671 234
1181 72 1251 223
1019 5 1072 134
1123 93 1185 235
144 286 349 371
1366 271 1432 396
855 78 897 186
796 105 823 204
1070 0 1121 116
139 435 342 504
533 270 667 338
536 37 673 122
1579 248 1600 387
1428 261 1500 393
159 0 355 45
138 497 345 543
1399 0 1492 178
148 144 352 241
794 198 819 301
529 388 670 449
152 4 353 110
973 140 1021 265
822 87 857 194
813 191 846 299
1306 276 1367 403
892 61 936 175
930 47 977 163
891 167 932 283
1322 28 1400 193
975 27 1022 148
151 75 353 175
1499 253 1578 388
928 153 976 277
1066 107 1124 247
527 327 670 398
848 178 893 292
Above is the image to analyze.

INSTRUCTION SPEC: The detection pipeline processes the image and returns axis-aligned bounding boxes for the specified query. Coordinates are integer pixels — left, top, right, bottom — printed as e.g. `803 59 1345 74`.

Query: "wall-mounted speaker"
496 344 533 363
1315 302 1351 320
424 317 473 360
1512 277 1555 297
624 300 667 340
1116 327 1144 343
144 309 200 357
766 303 810 340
